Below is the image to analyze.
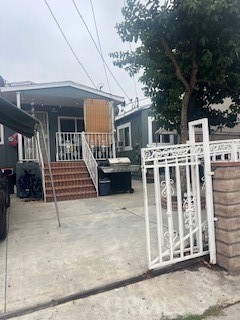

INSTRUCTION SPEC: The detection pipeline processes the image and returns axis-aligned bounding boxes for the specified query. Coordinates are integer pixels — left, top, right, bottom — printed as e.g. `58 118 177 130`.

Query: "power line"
44 0 97 89
89 0 111 94
71 0 131 100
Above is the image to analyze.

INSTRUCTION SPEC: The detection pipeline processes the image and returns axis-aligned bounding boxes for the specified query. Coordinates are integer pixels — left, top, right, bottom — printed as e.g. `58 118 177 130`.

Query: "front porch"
21 131 115 202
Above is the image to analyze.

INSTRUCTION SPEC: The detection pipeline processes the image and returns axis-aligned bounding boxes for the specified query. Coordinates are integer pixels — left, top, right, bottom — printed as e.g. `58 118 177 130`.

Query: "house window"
58 117 84 133
0 125 4 145
117 122 132 150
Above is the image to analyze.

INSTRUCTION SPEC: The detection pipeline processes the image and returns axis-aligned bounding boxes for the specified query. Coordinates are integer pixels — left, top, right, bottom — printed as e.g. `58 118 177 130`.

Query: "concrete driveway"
1 180 240 320
0 180 152 314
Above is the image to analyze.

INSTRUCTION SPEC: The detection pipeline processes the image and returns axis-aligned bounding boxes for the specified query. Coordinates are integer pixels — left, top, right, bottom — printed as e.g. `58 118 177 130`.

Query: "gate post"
189 118 216 264
213 162 240 273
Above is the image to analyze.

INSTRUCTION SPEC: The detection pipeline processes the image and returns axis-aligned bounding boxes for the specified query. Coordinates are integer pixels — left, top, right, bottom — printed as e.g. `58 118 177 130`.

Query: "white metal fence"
141 119 240 270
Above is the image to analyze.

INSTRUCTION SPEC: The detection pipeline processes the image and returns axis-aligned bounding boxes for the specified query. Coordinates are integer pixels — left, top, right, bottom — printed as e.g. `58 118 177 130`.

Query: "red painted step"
44 161 97 202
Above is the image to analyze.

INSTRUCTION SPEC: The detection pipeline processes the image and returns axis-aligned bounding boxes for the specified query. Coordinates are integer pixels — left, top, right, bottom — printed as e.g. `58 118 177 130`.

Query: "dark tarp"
0 96 39 138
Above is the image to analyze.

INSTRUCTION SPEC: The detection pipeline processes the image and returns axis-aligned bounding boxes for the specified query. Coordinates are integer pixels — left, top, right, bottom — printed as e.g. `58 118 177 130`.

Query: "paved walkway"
0 180 240 319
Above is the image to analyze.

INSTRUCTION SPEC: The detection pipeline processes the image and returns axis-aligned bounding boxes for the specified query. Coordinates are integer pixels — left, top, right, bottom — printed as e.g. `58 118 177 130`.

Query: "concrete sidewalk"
0 180 240 319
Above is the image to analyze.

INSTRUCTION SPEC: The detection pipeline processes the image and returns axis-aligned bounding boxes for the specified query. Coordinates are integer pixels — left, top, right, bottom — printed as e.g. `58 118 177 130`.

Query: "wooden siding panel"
85 99 111 133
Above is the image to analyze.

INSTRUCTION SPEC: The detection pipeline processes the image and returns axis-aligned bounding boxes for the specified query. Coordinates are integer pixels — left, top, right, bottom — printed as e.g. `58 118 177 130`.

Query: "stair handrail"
82 132 99 196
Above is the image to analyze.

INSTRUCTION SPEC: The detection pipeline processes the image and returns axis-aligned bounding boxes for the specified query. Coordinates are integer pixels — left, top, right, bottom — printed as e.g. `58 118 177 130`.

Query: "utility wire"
44 0 97 89
71 0 131 100
89 0 111 94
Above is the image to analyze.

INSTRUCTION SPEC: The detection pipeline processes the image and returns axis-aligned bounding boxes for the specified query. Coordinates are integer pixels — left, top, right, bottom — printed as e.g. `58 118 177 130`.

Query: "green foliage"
111 0 240 140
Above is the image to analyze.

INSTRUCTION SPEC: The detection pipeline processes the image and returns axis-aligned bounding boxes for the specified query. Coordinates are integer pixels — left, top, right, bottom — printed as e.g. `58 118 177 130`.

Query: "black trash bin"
1 168 15 194
99 178 111 196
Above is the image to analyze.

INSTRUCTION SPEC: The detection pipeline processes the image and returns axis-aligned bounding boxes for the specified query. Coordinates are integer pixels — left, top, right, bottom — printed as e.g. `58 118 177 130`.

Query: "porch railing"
23 136 38 161
22 134 46 201
56 132 115 161
82 132 98 195
84 132 115 159
56 132 83 161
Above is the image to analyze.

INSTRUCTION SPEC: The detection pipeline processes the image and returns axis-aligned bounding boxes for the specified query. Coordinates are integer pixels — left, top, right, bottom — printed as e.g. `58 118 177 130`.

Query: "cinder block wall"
213 163 240 273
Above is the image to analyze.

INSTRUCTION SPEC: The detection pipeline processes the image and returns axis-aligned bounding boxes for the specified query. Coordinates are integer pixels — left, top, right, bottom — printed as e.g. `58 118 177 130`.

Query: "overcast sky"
0 0 149 106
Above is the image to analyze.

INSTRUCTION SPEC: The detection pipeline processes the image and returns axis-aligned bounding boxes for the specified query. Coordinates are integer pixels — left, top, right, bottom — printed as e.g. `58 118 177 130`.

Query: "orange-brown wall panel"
85 99 112 133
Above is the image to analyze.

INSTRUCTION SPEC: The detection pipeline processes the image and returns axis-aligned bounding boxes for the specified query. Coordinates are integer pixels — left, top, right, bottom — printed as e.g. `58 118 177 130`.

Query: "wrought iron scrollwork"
161 179 174 198
183 192 196 229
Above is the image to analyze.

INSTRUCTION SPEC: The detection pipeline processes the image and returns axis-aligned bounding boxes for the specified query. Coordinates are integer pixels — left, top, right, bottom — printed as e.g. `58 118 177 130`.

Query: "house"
115 104 178 177
0 80 124 201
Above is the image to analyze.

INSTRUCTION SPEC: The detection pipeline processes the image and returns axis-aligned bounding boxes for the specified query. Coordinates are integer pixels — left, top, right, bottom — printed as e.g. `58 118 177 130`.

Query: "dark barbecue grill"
98 157 139 194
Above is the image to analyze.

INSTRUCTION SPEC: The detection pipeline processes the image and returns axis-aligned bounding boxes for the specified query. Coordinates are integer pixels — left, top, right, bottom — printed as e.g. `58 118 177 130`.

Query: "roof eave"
0 80 125 103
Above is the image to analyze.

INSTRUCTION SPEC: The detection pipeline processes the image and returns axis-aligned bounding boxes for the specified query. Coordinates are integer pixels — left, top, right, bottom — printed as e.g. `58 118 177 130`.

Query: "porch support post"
16 92 23 163
111 101 116 158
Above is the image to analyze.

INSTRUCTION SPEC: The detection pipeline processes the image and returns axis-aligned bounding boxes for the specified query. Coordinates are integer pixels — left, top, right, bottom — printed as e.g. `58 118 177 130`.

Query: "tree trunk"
180 90 191 144
180 90 192 194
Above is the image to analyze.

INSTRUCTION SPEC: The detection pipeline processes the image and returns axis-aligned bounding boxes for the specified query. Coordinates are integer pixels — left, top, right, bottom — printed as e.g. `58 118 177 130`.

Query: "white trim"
147 116 177 147
148 116 155 145
0 125 4 145
0 81 124 103
117 122 132 151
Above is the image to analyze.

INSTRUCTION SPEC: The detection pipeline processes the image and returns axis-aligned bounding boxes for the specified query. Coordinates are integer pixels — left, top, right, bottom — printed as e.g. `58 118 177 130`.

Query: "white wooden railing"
22 133 46 201
82 132 99 195
56 132 115 161
84 132 115 159
56 132 83 161
23 136 38 161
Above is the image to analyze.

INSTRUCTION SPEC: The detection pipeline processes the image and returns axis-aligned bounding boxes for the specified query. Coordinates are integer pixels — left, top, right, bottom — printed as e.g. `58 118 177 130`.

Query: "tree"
111 0 240 143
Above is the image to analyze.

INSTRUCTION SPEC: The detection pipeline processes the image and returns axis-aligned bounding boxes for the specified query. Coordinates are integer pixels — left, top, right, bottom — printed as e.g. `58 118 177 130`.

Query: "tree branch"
189 31 198 89
160 35 190 91
196 79 233 91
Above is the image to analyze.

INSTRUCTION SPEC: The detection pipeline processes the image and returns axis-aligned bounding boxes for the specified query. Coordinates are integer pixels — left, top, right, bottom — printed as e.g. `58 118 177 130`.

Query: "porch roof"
0 81 125 108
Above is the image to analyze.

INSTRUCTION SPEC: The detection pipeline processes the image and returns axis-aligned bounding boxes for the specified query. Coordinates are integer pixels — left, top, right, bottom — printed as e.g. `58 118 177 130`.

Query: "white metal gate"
141 119 217 270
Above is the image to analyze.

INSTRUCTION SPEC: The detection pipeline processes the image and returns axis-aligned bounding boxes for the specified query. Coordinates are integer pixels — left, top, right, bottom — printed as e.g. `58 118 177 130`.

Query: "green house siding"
116 108 150 167
141 109 150 147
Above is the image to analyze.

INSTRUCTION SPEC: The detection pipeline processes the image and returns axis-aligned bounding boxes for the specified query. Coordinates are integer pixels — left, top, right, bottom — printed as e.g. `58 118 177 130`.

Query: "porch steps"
44 161 97 202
